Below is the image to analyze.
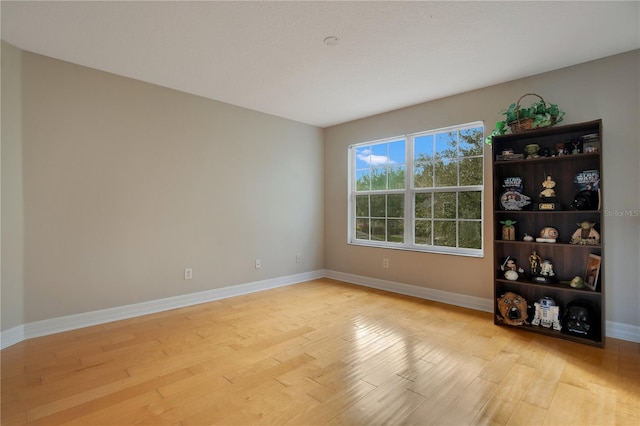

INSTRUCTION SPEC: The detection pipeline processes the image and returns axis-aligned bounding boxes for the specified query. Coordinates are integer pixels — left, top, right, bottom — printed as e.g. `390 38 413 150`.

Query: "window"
349 122 484 257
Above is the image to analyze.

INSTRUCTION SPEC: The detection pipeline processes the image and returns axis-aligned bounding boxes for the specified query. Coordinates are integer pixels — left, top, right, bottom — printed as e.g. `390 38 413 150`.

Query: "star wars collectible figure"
531 297 562 330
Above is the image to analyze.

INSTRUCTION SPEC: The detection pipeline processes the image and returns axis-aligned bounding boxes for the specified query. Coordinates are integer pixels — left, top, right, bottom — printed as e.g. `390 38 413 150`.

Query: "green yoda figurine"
571 220 600 245
501 219 516 240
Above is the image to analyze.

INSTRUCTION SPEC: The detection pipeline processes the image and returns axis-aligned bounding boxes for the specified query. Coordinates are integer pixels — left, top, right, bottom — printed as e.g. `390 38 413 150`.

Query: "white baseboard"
2 269 638 349
1 270 324 350
0 325 25 350
325 269 494 313
606 321 640 343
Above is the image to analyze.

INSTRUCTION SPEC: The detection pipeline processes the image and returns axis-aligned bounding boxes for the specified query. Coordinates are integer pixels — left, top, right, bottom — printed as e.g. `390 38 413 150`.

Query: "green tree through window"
350 123 484 256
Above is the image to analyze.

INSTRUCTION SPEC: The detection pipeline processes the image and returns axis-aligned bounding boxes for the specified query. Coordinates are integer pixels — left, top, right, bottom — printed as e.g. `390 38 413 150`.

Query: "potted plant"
485 93 565 144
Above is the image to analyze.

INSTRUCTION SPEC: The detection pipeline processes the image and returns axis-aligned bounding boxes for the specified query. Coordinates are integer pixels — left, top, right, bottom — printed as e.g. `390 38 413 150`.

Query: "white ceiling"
2 1 639 128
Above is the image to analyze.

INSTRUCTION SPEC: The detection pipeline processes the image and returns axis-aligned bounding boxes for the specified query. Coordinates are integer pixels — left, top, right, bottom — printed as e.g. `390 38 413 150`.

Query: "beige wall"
324 50 640 328
5 46 324 323
1 42 25 331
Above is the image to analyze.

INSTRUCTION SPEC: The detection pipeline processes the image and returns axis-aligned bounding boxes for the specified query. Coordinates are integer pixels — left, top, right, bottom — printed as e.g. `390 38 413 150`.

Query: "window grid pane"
350 123 483 255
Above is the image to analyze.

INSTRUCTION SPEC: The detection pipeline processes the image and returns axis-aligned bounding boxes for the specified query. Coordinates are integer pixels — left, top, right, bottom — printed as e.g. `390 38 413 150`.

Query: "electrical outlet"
383 259 389 268
296 253 302 263
255 259 261 269
184 268 193 280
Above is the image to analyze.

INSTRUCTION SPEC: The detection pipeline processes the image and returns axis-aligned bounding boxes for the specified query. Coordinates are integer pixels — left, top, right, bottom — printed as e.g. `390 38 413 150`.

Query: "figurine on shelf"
536 174 561 210
570 220 601 245
540 175 556 198
501 220 516 240
523 233 534 242
572 190 599 210
540 260 555 278
501 191 531 211
536 226 559 243
529 251 541 276
527 250 552 284
531 297 562 330
562 301 594 336
571 140 582 154
496 292 529 326
531 256 557 284
561 276 585 289
500 256 524 281
525 144 540 159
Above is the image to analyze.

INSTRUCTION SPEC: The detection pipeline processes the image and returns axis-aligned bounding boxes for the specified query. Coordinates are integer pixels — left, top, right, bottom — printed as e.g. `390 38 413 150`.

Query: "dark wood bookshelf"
492 120 604 347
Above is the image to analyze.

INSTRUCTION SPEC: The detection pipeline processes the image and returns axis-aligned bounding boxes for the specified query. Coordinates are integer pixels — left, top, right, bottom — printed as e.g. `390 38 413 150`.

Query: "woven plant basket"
508 93 557 134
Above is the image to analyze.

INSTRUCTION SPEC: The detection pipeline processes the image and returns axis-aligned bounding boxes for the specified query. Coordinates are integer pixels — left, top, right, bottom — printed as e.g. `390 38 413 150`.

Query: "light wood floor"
1 279 638 425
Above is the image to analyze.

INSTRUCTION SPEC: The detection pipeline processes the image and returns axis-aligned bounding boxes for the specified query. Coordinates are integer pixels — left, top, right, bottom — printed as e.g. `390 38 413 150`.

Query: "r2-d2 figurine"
532 297 561 331
540 260 555 277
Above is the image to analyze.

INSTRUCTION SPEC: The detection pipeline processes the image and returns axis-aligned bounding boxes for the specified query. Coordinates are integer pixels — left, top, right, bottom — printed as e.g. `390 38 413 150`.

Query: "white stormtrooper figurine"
531 297 562 330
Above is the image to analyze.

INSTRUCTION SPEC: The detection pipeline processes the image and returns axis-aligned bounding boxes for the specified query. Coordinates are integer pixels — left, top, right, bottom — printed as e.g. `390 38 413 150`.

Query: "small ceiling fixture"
323 36 340 46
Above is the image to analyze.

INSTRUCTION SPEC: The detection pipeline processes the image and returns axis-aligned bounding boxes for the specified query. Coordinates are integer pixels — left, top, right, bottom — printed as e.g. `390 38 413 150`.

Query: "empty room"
1 1 639 425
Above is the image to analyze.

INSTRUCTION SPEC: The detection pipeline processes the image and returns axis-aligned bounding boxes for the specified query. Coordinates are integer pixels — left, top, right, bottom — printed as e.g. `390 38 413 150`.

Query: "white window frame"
348 121 485 257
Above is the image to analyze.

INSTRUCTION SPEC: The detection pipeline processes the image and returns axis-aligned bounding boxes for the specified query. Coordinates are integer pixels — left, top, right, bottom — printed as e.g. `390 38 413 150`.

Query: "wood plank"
474 362 537 425
520 350 567 409
403 355 488 423
328 374 424 425
543 382 588 425
435 376 498 425
507 400 548 425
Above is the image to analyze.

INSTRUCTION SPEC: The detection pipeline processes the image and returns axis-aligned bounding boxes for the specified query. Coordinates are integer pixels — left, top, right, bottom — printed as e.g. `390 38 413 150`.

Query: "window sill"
348 240 484 258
